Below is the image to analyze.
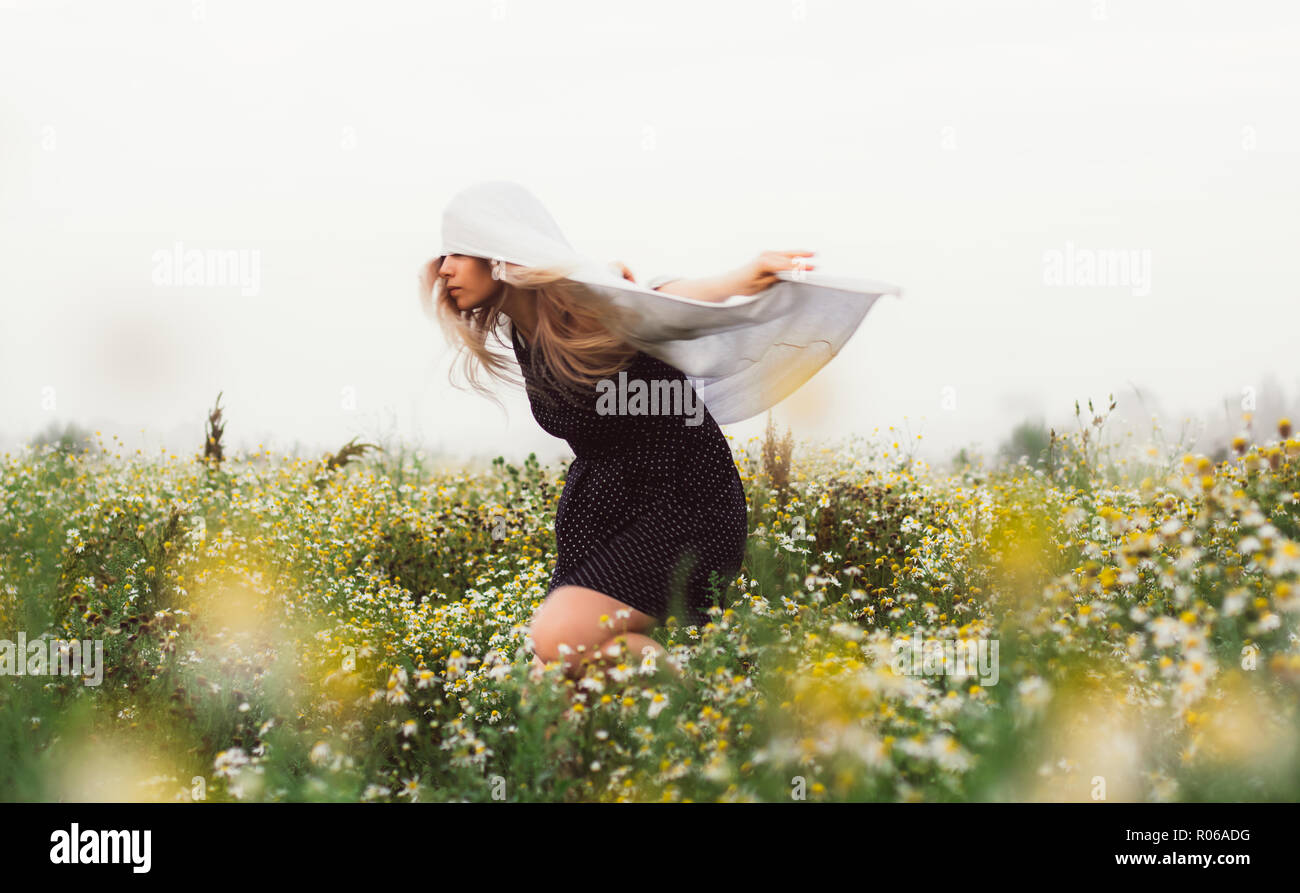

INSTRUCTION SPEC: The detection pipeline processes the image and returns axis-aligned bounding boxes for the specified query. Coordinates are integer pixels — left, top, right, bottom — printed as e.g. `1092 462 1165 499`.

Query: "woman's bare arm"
650 271 749 303
650 250 818 303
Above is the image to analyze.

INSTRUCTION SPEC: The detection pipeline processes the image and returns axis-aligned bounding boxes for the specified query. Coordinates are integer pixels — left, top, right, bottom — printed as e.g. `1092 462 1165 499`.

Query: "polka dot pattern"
511 321 748 627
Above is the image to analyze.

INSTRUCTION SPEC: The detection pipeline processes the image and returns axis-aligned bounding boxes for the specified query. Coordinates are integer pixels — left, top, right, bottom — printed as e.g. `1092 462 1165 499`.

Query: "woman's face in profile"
439 254 500 311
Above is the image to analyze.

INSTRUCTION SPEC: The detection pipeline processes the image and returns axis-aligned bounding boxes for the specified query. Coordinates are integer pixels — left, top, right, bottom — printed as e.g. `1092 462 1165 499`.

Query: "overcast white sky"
2 0 1297 468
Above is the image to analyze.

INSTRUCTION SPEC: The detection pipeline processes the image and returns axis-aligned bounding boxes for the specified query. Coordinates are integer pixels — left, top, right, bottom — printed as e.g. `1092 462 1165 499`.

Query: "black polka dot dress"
511 321 748 628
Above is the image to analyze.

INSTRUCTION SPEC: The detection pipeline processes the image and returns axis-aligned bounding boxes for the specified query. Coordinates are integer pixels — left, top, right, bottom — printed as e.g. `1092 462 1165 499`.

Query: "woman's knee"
527 587 589 667
527 585 656 668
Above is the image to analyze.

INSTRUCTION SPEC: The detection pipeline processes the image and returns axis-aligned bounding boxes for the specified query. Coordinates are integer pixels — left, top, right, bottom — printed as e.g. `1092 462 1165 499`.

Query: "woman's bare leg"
528 585 679 681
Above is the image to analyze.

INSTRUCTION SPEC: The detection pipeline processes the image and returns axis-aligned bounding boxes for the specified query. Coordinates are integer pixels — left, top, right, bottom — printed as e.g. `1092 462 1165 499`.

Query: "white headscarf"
439 180 902 425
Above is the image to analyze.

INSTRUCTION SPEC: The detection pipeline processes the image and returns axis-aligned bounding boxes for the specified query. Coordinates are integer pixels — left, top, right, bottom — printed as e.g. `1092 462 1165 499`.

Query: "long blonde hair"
417 255 641 411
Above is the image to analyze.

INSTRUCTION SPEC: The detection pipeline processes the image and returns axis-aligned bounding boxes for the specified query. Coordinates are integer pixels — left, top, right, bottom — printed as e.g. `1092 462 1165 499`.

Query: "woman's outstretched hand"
638 249 817 303
733 250 816 296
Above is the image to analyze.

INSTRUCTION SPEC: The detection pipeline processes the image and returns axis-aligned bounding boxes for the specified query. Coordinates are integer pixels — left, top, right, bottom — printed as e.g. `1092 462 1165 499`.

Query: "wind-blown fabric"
438 180 902 425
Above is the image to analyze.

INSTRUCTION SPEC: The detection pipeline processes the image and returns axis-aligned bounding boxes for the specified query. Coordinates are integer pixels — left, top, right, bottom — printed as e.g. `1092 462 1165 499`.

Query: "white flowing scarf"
438 180 902 425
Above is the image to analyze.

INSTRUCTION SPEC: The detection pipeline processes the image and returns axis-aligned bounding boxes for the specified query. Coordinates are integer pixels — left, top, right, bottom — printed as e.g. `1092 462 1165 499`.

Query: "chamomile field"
2 405 1299 803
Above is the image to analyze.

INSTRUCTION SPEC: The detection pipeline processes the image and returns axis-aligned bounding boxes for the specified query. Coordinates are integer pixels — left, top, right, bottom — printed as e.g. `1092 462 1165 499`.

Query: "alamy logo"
49 824 151 873
151 240 261 296
1042 241 1151 297
595 371 705 426
0 633 104 686
891 630 1000 686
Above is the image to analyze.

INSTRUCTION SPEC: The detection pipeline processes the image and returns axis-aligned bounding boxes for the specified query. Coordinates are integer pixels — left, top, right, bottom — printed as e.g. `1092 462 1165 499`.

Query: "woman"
420 229 815 683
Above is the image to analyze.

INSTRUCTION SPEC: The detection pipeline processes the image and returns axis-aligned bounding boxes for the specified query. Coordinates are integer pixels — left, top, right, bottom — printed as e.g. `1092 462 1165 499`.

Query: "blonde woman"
419 184 818 683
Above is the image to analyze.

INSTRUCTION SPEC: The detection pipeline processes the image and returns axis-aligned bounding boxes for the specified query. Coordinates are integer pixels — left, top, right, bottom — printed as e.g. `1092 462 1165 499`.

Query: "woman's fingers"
758 250 816 275
732 250 817 296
